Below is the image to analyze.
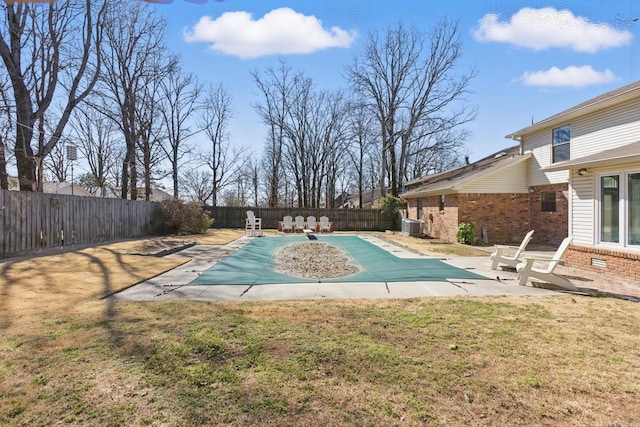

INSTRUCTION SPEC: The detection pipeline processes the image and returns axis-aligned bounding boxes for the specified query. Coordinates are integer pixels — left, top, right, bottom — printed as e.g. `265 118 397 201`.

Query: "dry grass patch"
1 229 640 426
380 232 489 256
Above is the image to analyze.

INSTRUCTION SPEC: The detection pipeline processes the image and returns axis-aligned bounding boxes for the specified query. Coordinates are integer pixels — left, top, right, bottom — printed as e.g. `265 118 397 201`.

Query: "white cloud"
473 7 632 52
515 65 617 88
183 7 357 58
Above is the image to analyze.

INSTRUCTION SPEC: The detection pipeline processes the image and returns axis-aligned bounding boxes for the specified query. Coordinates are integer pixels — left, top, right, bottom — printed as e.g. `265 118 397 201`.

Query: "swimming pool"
188 235 485 286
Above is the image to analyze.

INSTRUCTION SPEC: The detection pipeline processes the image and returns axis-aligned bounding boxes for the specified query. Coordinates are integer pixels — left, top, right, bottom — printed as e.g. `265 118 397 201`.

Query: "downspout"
510 136 523 155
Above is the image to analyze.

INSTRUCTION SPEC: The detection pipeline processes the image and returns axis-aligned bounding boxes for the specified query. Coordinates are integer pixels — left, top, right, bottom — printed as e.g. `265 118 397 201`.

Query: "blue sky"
150 0 639 162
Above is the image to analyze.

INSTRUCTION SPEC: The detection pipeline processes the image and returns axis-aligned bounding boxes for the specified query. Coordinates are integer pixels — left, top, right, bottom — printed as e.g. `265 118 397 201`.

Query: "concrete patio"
107 235 640 302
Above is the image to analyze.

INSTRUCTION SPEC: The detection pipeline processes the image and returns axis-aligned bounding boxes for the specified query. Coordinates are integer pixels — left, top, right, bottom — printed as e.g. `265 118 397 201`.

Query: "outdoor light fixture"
578 168 588 176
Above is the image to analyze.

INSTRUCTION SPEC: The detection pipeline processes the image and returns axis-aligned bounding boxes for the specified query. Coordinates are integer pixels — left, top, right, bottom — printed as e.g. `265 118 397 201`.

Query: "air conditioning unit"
401 219 423 237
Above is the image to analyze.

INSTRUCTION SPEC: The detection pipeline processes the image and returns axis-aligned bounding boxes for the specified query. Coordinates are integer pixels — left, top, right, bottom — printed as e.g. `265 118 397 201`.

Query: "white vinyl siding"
571 161 640 252
524 129 569 186
570 172 595 246
570 98 640 158
460 160 529 193
522 98 640 186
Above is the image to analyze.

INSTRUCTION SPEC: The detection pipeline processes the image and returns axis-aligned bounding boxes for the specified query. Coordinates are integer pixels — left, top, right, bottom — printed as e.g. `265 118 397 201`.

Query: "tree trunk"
0 136 8 189
15 121 36 191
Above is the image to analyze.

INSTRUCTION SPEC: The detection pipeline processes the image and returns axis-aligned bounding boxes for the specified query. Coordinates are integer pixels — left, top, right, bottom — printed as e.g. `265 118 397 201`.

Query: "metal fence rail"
0 189 159 258
206 206 395 232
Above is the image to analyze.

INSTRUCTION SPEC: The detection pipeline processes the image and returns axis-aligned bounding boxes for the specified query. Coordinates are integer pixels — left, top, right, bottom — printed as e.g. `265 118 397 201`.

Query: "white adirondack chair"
294 216 305 233
319 216 331 233
245 210 262 236
282 215 293 233
490 230 535 270
516 236 577 291
306 216 317 232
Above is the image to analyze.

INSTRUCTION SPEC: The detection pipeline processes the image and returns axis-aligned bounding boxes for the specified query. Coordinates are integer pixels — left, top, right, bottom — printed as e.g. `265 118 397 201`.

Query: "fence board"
205 206 396 232
0 189 160 259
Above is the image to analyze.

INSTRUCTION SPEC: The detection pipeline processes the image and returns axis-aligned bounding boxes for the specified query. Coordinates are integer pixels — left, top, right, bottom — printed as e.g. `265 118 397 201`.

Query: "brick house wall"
404 185 569 245
458 193 530 244
405 195 460 242
528 184 569 246
565 245 640 282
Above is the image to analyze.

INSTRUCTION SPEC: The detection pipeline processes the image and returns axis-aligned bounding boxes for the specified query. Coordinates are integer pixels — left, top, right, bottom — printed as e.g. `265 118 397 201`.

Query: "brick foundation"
565 245 640 282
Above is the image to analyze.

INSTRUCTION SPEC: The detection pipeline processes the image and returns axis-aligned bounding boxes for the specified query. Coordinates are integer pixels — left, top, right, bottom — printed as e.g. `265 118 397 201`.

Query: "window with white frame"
598 171 640 247
552 125 570 163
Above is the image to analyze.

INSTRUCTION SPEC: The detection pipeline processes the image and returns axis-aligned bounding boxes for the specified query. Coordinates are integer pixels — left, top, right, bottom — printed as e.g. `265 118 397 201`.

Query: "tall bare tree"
43 139 68 183
179 168 212 204
0 0 105 191
96 0 167 199
346 20 476 196
345 100 377 208
252 61 300 208
68 107 123 196
159 64 202 199
0 72 13 189
198 82 242 207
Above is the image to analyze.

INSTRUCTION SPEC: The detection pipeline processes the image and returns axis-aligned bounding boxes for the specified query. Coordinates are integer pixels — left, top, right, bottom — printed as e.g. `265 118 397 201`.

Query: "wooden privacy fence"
206 206 396 232
0 189 159 259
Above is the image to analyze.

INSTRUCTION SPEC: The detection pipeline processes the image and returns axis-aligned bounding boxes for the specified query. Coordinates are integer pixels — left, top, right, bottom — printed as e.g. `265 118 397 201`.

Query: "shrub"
378 195 404 230
456 222 476 245
158 198 212 235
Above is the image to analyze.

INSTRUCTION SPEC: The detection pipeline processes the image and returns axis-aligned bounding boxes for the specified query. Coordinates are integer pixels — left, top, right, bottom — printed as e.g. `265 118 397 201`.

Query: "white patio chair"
282 215 293 233
294 216 305 233
516 236 577 291
245 210 262 236
319 216 331 233
306 216 317 232
490 230 534 270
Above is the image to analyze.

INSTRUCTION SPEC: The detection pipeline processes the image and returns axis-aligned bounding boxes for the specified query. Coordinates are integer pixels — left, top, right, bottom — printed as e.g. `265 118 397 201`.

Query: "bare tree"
346 20 476 196
96 0 167 199
158 64 202 199
68 107 123 196
0 72 13 189
278 73 313 207
246 157 261 207
136 66 174 201
43 139 67 183
252 61 301 208
179 168 212 204
198 82 242 207
344 100 377 208
404 127 468 181
0 1 105 192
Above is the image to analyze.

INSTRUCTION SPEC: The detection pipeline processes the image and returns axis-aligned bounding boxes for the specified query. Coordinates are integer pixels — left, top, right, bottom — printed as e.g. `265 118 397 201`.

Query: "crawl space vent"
591 258 607 268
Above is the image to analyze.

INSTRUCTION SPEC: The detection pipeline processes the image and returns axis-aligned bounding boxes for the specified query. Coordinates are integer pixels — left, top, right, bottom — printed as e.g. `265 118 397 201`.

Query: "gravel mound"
274 241 360 279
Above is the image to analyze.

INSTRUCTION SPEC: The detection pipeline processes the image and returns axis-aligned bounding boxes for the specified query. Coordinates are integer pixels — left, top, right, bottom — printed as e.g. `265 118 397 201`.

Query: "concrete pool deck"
107 234 638 302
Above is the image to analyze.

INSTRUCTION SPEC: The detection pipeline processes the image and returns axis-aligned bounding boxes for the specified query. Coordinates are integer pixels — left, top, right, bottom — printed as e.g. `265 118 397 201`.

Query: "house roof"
506 80 640 139
400 145 530 198
42 182 92 197
543 141 640 172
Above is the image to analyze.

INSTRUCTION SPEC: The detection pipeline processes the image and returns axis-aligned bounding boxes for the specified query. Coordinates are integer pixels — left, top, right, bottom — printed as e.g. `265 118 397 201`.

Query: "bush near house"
456 222 483 245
